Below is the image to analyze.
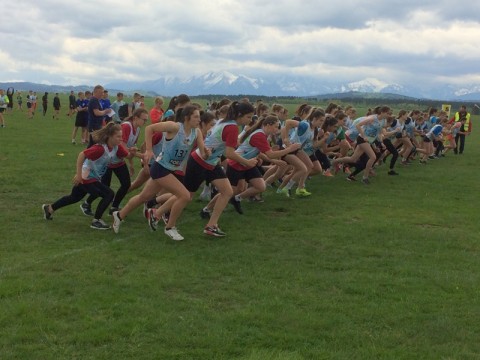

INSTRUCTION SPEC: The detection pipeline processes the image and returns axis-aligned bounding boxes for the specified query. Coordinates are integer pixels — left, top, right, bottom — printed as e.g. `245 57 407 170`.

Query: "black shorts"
75 116 88 128
69 104 76 109
0 108 5 113
422 135 431 143
54 106 60 111
309 153 318 162
27 103 32 109
150 161 175 180
183 156 227 192
226 165 262 186
356 136 366 145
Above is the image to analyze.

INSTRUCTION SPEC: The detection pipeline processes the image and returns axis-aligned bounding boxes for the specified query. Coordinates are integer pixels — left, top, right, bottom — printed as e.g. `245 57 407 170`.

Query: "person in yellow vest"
0 89 10 128
454 105 471 154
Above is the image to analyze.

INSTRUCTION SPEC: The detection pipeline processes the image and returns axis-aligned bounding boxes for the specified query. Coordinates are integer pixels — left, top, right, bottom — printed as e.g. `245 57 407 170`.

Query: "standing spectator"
72 91 89 144
110 92 125 123
100 90 112 123
87 85 112 148
31 92 38 116
128 92 141 117
453 105 472 154
26 90 33 118
0 89 9 127
68 90 76 117
53 93 61 119
149 96 164 124
16 91 23 111
6 87 14 113
41 92 48 116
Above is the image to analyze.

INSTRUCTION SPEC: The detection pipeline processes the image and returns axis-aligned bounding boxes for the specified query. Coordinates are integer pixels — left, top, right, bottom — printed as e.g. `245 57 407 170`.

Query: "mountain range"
3 71 480 101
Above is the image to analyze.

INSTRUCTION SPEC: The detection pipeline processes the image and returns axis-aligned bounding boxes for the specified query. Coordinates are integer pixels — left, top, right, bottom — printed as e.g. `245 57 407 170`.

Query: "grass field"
0 96 479 359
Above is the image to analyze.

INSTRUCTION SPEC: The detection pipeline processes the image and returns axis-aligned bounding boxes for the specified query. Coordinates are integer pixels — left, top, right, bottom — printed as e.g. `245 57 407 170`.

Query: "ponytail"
240 114 278 143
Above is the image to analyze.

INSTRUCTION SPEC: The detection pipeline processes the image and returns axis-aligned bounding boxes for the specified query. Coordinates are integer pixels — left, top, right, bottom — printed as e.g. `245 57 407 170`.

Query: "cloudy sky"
2 0 480 88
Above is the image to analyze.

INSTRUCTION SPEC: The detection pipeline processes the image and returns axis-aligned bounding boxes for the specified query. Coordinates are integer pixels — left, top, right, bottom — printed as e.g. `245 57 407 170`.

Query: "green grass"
0 99 479 359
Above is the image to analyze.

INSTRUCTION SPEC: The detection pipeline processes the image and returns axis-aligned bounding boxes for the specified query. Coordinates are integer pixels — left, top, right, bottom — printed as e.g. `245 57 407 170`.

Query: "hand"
203 147 212 159
288 143 301 152
143 149 154 164
72 174 82 186
245 158 258 168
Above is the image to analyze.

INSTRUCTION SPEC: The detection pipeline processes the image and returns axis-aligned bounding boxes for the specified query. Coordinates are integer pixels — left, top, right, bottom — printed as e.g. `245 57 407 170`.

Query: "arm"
263 143 301 159
73 151 86 185
225 146 258 168
195 128 210 159
93 108 111 117
143 121 179 163
356 117 374 139
280 119 299 146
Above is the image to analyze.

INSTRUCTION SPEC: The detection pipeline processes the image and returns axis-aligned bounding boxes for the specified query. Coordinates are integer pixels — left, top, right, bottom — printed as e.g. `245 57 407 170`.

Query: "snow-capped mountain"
108 71 464 99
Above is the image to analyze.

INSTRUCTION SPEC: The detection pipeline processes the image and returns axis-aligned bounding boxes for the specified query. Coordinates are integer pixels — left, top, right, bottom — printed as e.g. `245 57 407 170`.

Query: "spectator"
453 105 472 154
53 93 61 119
41 92 48 116
0 89 9 127
87 85 113 147
149 96 164 124
68 90 76 117
110 92 125 123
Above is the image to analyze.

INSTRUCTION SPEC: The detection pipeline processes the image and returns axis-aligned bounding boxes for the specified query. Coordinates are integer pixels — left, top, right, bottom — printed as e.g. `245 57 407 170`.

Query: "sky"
2 0 480 89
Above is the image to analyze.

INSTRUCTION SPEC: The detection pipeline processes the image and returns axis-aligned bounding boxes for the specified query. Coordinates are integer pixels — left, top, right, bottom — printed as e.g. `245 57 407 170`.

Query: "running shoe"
147 208 158 231
112 211 122 234
323 169 334 177
42 204 53 220
91 219 111 230
295 188 312 197
80 202 94 217
229 197 243 214
200 208 211 219
164 227 184 241
204 225 226 237
276 188 290 198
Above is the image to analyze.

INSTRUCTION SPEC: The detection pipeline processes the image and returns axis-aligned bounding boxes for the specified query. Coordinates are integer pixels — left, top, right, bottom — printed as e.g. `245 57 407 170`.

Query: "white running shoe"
164 227 184 241
112 211 122 234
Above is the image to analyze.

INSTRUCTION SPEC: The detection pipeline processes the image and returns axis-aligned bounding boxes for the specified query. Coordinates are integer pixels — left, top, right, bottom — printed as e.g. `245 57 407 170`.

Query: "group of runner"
42 87 473 240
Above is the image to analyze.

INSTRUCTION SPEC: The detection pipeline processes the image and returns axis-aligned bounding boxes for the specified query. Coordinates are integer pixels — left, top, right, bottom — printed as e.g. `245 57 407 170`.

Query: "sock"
285 180 295 190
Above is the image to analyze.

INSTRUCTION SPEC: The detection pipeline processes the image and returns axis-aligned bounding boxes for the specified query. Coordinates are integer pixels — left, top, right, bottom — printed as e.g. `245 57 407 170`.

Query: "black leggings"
382 138 398 170
349 153 369 177
314 149 331 170
86 163 131 208
434 140 444 156
51 182 114 219
455 133 466 154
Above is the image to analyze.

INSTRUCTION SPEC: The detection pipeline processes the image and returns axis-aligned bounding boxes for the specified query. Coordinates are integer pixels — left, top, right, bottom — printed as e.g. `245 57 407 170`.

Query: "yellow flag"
442 104 451 117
